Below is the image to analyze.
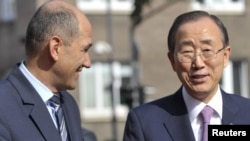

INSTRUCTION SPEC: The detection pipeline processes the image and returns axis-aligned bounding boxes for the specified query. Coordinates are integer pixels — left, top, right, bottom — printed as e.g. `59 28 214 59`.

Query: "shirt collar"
19 61 54 102
182 86 223 123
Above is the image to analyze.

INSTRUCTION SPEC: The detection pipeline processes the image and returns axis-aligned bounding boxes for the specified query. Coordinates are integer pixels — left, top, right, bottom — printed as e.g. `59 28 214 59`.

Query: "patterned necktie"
200 106 214 141
49 94 68 141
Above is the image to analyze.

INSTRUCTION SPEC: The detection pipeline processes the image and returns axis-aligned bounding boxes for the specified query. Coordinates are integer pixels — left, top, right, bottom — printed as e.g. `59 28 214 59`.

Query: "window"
221 60 249 98
79 61 132 121
190 0 245 15
76 0 134 15
0 0 17 22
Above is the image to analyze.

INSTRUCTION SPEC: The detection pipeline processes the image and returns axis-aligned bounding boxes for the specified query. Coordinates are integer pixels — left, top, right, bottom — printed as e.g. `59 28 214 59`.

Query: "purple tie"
200 106 214 141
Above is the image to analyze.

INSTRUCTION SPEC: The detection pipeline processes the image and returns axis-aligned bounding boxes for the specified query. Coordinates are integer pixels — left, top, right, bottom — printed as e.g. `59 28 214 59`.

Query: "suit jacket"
0 64 83 141
123 87 250 141
81 128 97 141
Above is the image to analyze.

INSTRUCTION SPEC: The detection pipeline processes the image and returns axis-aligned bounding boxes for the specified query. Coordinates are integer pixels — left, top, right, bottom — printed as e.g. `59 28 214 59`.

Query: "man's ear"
168 52 177 72
223 45 231 68
49 36 62 61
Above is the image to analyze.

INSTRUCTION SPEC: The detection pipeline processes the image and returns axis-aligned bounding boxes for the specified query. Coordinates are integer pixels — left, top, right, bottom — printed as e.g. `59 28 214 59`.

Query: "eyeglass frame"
175 46 226 63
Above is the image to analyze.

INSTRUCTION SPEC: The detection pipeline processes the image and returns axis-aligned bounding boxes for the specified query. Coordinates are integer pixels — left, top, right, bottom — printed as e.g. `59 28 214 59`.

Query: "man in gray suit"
0 0 92 140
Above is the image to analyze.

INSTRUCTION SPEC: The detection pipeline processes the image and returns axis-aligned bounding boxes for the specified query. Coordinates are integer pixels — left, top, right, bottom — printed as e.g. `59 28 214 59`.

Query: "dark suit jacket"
81 128 97 141
0 64 83 141
123 87 250 141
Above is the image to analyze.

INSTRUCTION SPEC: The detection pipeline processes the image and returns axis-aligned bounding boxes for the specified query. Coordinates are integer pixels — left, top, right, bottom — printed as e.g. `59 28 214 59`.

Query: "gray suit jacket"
0 64 82 141
123 87 250 141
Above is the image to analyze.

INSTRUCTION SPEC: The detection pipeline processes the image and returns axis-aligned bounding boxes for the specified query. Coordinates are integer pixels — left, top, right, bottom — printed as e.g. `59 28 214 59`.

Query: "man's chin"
66 83 77 91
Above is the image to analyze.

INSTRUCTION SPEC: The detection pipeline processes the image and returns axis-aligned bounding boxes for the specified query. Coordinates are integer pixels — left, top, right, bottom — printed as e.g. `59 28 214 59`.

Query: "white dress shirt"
182 86 222 141
19 61 57 128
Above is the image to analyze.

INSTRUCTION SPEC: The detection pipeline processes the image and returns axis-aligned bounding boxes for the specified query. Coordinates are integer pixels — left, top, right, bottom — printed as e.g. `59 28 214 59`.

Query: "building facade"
0 0 249 141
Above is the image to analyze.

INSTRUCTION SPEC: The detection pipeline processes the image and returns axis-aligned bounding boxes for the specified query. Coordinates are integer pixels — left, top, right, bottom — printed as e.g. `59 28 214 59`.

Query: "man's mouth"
76 66 83 72
190 74 208 83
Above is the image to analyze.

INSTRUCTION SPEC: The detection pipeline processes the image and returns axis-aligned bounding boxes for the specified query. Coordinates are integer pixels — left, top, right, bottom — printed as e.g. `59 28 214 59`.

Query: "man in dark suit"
123 11 250 141
0 0 93 140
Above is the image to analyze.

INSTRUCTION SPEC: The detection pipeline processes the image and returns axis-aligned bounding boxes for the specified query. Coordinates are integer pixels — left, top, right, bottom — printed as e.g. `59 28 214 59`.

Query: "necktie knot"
49 94 61 105
49 95 61 112
201 106 214 123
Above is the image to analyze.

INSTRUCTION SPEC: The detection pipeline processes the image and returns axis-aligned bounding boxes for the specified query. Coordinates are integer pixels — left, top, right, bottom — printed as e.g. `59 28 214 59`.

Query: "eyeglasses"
176 47 225 63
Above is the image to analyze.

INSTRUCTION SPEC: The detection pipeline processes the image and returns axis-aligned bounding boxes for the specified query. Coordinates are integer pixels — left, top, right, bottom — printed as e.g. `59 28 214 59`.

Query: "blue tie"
49 94 68 141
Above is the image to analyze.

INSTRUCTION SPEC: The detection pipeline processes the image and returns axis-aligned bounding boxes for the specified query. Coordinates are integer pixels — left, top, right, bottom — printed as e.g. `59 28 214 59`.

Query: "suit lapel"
162 88 195 141
30 103 62 140
61 92 74 141
164 114 195 141
8 65 61 140
221 92 239 125
60 91 81 141
163 88 241 140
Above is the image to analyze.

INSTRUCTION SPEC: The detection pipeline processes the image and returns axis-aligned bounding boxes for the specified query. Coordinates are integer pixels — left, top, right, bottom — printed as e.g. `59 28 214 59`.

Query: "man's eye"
202 49 212 52
181 50 194 54
81 48 88 52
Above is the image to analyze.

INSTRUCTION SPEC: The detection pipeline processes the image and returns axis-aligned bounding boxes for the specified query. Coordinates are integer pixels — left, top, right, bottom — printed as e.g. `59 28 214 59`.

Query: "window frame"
76 0 134 15
0 0 17 22
190 0 246 15
79 61 132 121
221 60 249 98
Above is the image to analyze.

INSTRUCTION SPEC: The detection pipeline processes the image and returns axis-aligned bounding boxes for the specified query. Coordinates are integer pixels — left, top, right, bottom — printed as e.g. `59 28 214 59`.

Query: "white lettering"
211 129 247 136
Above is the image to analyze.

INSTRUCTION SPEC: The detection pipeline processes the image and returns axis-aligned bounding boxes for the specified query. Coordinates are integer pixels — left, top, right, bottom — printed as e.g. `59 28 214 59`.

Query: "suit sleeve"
123 110 145 141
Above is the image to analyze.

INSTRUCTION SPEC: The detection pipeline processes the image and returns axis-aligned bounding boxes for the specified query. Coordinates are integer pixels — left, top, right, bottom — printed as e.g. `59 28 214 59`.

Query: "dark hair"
167 10 229 53
25 4 79 56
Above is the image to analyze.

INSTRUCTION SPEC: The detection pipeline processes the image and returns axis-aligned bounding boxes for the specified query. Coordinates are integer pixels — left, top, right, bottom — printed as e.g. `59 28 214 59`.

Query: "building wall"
1 0 250 141
0 0 35 79
79 11 132 141
81 0 250 141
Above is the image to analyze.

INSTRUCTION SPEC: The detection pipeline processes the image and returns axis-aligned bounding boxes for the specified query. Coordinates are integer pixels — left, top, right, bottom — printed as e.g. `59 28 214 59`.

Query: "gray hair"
25 4 79 56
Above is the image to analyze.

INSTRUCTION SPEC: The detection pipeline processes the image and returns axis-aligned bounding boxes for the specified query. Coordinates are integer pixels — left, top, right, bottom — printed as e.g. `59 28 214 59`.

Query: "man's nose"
192 53 205 67
84 53 91 68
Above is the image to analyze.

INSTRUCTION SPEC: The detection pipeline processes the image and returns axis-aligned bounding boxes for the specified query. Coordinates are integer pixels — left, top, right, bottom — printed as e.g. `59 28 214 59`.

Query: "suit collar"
8 64 39 105
19 61 53 103
61 91 73 141
61 91 82 141
30 103 62 140
7 64 62 140
156 87 241 140
221 90 239 124
162 88 196 141
164 114 195 141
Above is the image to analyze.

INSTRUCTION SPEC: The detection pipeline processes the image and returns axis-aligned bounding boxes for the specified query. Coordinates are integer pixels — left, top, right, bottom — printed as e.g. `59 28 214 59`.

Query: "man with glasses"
123 10 250 141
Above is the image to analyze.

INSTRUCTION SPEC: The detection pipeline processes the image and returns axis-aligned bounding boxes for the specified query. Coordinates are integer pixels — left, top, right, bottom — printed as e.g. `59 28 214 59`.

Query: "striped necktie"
49 94 68 141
